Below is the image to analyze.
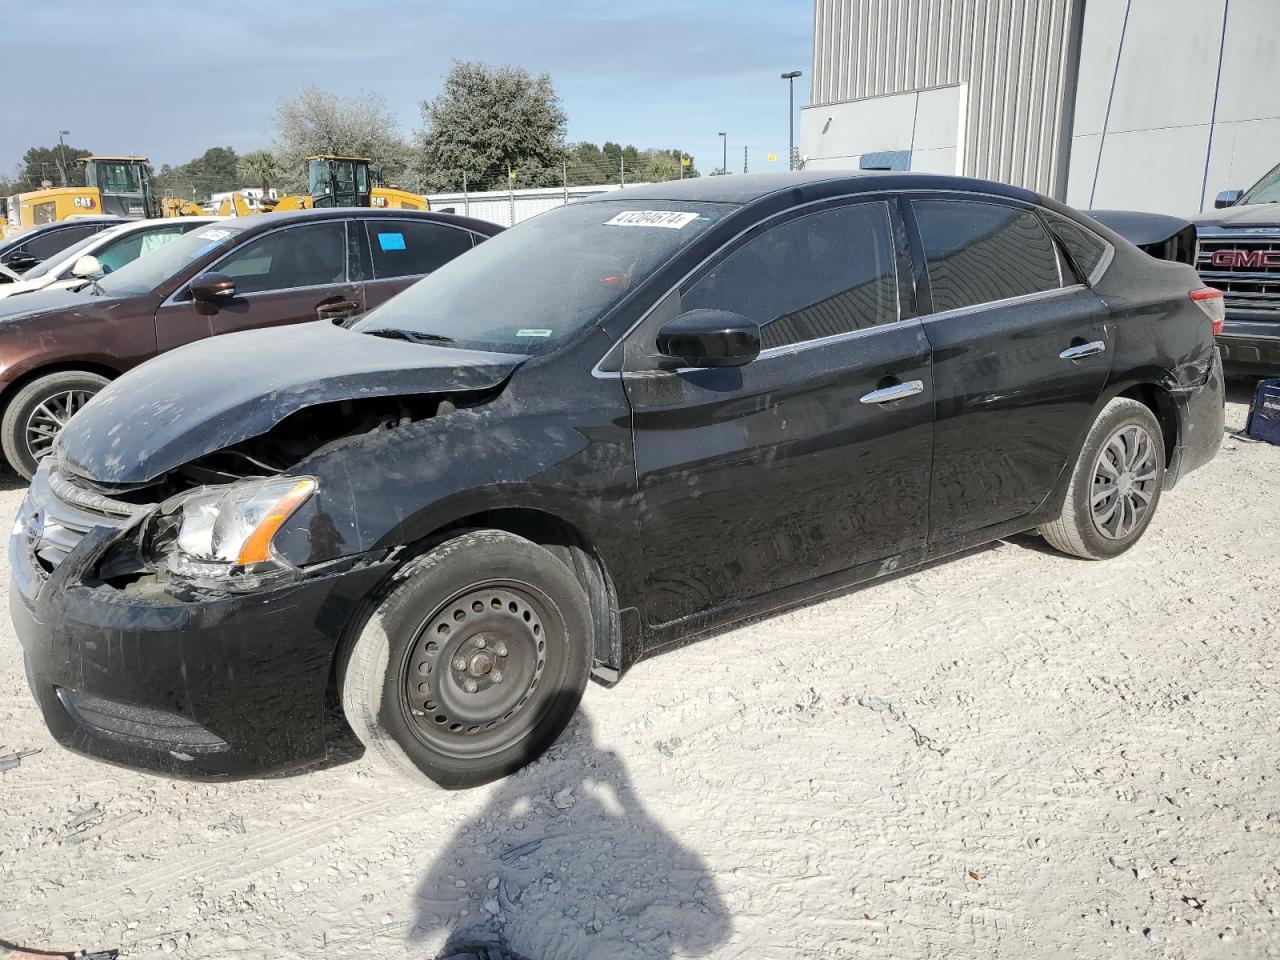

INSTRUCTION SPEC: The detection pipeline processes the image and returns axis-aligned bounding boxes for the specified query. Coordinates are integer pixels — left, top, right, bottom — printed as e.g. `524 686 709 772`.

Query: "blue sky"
3 0 813 180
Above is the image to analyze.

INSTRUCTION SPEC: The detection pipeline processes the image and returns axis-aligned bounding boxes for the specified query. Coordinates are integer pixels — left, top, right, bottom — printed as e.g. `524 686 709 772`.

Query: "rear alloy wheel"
341 530 592 788
1039 397 1165 560
1 370 110 480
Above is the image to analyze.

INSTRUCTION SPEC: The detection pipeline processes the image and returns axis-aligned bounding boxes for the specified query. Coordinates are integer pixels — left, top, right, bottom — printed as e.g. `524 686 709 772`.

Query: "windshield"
352 200 730 354
94 223 243 297
88 162 145 194
22 227 125 280
1241 162 1280 205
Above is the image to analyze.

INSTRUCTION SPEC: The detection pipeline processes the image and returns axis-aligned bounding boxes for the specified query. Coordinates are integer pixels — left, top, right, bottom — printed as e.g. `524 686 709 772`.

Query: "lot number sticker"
605 211 699 229
378 232 406 251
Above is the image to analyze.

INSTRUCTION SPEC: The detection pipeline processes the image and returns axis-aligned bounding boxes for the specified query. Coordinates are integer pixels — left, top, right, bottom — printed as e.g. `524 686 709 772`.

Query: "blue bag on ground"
1245 378 1280 445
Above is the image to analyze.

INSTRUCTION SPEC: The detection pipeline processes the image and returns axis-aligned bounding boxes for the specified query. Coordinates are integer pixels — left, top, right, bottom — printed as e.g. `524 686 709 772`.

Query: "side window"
680 202 899 351
366 220 475 280
1043 211 1109 281
95 226 187 274
912 199 1061 314
25 225 96 259
215 221 348 295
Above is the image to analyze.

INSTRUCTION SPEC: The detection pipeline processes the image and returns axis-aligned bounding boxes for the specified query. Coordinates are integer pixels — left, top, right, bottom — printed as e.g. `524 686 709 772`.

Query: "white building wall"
425 183 637 228
800 85 965 175
805 0 1083 196
1066 0 1280 215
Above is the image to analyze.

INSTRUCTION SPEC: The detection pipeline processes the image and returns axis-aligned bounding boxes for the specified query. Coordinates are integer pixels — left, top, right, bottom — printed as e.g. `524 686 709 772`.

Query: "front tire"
341 530 592 789
1039 397 1165 560
1 370 110 480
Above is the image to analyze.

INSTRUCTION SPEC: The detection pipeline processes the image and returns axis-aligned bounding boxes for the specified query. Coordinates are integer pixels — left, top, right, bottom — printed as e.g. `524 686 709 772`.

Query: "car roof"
579 171 1045 207
96 215 224 236
229 207 503 236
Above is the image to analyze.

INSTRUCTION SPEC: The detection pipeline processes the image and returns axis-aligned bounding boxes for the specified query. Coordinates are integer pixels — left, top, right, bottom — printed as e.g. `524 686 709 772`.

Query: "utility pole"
57 129 71 187
781 71 802 170
744 146 748 174
718 132 727 175
620 154 625 187
563 158 568 203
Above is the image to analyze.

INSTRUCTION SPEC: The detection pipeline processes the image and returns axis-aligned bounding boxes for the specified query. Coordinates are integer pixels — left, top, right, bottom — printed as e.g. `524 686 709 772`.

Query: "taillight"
1190 287 1225 336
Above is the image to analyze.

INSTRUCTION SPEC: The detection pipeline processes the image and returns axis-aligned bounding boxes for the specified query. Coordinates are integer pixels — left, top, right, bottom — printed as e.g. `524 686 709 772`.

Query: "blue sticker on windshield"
378 232 406 251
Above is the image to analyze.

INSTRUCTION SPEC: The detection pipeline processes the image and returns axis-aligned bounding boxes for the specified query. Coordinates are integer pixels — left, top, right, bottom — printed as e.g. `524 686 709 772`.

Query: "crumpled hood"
57 321 525 484
1194 203 1280 229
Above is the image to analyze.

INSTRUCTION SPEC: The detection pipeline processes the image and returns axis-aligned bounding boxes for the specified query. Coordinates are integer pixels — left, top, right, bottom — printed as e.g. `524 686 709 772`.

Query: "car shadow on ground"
413 706 731 960
0 465 27 494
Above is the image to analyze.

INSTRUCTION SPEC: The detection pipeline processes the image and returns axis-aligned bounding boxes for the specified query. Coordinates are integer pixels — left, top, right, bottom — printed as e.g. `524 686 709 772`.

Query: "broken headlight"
157 477 317 584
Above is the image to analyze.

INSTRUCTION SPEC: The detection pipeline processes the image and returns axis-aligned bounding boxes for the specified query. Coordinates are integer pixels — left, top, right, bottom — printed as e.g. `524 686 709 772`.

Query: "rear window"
366 220 475 280
912 199 1061 314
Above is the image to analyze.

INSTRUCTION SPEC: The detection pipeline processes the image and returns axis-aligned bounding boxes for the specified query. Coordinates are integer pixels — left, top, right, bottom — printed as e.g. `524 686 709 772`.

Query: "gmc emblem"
1210 249 1280 269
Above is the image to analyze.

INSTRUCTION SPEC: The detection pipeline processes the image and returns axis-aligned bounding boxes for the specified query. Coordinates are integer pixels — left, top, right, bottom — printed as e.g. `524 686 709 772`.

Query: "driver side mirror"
71 254 102 278
190 272 236 303
657 309 761 369
1215 189 1244 209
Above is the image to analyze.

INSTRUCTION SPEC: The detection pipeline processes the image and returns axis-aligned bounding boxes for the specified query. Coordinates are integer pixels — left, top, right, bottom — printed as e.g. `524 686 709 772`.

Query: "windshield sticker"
378 232 407 251
605 210 700 229
516 328 553 338
195 228 233 241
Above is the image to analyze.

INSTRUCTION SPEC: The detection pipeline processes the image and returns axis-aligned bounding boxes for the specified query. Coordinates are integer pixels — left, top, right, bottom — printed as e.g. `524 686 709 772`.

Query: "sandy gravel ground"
1 385 1277 960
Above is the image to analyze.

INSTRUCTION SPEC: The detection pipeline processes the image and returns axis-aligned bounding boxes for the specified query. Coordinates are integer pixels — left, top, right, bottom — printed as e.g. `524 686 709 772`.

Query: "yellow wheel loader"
265 156 429 212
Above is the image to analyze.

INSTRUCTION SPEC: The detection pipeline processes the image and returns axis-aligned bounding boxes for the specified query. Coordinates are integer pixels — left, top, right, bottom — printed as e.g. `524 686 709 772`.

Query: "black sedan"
11 172 1225 788
0 217 125 280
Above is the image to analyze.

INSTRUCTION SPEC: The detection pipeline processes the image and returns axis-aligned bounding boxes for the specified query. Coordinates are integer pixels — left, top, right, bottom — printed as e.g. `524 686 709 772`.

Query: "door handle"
860 380 925 405
1059 340 1106 360
315 299 362 324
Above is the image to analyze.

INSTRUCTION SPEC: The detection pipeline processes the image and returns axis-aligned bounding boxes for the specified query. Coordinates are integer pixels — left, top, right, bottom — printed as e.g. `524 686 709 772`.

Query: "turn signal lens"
236 478 318 565
1190 287 1225 336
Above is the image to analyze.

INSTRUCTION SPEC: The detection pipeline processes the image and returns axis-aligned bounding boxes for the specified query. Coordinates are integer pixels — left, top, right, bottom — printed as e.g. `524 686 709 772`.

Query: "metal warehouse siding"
811 0 1081 195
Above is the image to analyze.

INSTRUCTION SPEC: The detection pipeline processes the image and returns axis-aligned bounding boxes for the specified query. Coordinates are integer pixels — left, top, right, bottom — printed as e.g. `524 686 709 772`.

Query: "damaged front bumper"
9 472 395 780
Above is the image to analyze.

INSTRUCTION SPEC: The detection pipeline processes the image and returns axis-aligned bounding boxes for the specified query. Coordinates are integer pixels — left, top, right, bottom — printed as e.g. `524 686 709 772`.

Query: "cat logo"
73 196 96 209
371 196 388 208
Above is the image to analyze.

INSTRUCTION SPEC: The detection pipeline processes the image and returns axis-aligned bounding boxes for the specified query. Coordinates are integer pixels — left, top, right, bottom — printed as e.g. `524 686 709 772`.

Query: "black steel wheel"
400 583 561 759
341 530 592 788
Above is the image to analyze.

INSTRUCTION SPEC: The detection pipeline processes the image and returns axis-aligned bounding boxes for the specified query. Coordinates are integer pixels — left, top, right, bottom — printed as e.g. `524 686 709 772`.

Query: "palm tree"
238 150 280 201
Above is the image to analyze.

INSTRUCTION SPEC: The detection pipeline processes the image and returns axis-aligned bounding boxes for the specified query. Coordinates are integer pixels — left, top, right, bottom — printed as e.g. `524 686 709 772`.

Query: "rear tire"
1039 397 1165 560
1 370 110 480
340 529 592 789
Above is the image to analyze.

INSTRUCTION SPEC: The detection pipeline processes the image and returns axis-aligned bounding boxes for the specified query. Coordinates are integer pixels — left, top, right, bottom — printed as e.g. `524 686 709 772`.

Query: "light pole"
57 129 71 187
718 132 727 175
781 71 802 171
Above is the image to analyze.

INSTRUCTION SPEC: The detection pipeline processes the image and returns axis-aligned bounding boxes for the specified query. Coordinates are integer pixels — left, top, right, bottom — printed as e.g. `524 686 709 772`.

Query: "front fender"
271 390 641 601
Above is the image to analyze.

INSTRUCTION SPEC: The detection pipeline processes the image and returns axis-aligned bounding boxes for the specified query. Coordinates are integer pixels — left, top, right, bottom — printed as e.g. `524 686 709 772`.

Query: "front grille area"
57 687 228 751
1196 234 1280 316
28 463 150 570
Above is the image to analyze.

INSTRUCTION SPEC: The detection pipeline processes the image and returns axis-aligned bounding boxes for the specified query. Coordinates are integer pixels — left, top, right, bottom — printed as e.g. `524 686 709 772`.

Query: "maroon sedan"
0 208 500 478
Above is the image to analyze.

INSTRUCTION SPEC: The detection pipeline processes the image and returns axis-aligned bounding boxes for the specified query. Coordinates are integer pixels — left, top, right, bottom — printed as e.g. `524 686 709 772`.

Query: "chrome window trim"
755 315 920 360
917 283 1087 324
594 187 1057 380
1088 243 1115 286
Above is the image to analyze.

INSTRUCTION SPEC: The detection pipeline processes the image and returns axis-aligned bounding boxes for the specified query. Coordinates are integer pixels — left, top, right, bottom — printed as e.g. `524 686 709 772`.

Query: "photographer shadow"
413 709 731 960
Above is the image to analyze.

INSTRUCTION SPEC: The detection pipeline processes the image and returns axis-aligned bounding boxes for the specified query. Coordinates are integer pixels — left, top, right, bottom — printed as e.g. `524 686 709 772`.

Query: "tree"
273 85 412 192
416 61 567 191
238 150 280 196
564 143 698 186
151 146 242 201
14 144 94 191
